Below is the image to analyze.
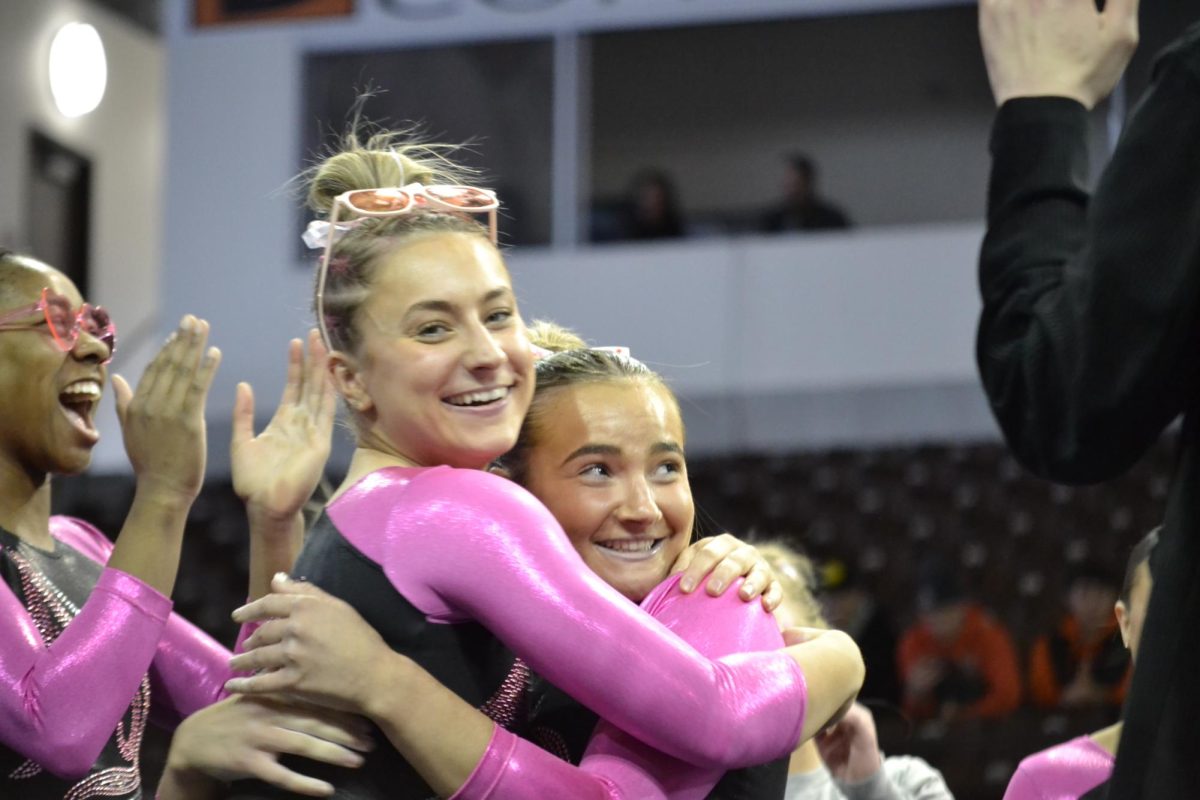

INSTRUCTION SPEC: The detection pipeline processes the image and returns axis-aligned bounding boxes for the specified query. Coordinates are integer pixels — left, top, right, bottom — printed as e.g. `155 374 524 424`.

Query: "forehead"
543 380 683 450
0 257 79 309
367 232 511 312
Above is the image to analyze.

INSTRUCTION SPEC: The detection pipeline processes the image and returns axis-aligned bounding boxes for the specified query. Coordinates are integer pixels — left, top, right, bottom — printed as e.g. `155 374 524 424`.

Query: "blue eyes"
415 310 512 340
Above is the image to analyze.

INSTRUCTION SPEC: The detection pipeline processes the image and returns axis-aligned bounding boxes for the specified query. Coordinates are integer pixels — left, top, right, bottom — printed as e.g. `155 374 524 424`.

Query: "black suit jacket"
978 24 1200 799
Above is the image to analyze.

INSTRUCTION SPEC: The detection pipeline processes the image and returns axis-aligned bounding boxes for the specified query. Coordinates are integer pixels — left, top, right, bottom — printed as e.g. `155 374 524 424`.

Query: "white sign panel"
177 0 970 44
357 0 970 32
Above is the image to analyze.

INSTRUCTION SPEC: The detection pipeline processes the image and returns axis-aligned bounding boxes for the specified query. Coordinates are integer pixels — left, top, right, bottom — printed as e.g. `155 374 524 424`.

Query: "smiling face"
522 380 693 602
0 257 108 478
332 232 534 469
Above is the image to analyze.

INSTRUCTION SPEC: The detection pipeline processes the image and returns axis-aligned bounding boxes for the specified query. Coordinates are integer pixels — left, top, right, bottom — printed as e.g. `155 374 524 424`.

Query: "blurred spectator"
622 169 686 240
818 556 901 706
761 153 851 232
754 543 953 800
897 568 1021 721
1004 529 1160 800
1028 560 1129 710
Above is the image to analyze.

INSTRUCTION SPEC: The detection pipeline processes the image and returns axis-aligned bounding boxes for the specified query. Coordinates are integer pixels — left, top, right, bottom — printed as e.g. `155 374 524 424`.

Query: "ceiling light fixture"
48 22 107 118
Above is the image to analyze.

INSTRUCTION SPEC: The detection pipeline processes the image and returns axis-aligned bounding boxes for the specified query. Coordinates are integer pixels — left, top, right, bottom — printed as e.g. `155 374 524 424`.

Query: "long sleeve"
331 468 805 771
0 566 172 778
0 516 234 777
50 516 240 729
451 574 791 799
977 47 1200 484
147 613 235 727
453 725 622 800
979 26 1200 800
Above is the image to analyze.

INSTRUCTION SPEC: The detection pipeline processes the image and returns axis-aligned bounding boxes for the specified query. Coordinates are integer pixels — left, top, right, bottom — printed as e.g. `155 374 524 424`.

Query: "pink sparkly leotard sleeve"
1002 736 1114 800
453 573 792 799
145 608 238 725
0 517 232 778
329 467 806 775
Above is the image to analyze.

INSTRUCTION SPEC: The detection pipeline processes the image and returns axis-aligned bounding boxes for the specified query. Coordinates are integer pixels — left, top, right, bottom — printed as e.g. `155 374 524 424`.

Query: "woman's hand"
113 315 220 506
979 0 1139 110
159 694 372 799
815 702 883 783
670 533 783 611
232 330 336 527
226 575 402 717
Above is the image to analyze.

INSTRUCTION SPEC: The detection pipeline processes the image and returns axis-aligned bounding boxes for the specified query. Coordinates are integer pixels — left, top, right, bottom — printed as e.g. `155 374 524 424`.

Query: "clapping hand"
232 329 336 527
113 315 220 506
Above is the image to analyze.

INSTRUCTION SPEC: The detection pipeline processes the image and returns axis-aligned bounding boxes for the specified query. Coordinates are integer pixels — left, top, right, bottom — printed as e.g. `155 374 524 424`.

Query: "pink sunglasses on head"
316 182 500 347
0 286 117 363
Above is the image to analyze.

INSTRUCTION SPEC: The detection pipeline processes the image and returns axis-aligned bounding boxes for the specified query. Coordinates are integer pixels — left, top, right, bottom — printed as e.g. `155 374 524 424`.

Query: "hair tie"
302 219 363 250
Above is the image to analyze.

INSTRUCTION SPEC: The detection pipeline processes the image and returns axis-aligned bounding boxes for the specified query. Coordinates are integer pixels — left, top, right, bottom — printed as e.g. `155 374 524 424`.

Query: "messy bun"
304 131 473 215
525 319 587 353
304 129 494 354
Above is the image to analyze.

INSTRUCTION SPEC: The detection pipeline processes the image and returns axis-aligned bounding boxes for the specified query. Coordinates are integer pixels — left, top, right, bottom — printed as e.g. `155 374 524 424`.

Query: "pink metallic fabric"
455 572 799 799
0 518 232 787
1004 736 1115 800
328 466 806 786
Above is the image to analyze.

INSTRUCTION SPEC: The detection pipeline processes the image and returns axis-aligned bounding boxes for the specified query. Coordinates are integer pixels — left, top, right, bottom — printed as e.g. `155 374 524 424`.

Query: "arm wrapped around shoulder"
346 467 810 768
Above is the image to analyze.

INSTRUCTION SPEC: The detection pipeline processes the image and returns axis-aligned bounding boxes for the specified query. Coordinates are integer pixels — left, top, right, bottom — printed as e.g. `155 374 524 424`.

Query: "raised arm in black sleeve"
978 35 1200 484
979 25 1200 800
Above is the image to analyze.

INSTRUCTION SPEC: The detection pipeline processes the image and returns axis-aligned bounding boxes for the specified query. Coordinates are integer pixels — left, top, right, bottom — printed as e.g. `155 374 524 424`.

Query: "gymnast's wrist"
361 650 422 723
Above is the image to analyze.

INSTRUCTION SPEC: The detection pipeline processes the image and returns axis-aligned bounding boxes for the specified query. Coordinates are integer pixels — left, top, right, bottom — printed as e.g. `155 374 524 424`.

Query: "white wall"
510 224 984 395
505 223 999 453
0 0 164 471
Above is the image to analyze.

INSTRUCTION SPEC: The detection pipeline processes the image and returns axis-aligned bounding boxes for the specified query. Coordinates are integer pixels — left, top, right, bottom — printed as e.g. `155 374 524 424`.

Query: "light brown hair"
498 320 680 487
305 131 493 353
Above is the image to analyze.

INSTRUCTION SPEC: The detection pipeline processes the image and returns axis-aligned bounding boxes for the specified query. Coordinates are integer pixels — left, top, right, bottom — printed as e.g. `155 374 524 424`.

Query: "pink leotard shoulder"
1003 736 1114 800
